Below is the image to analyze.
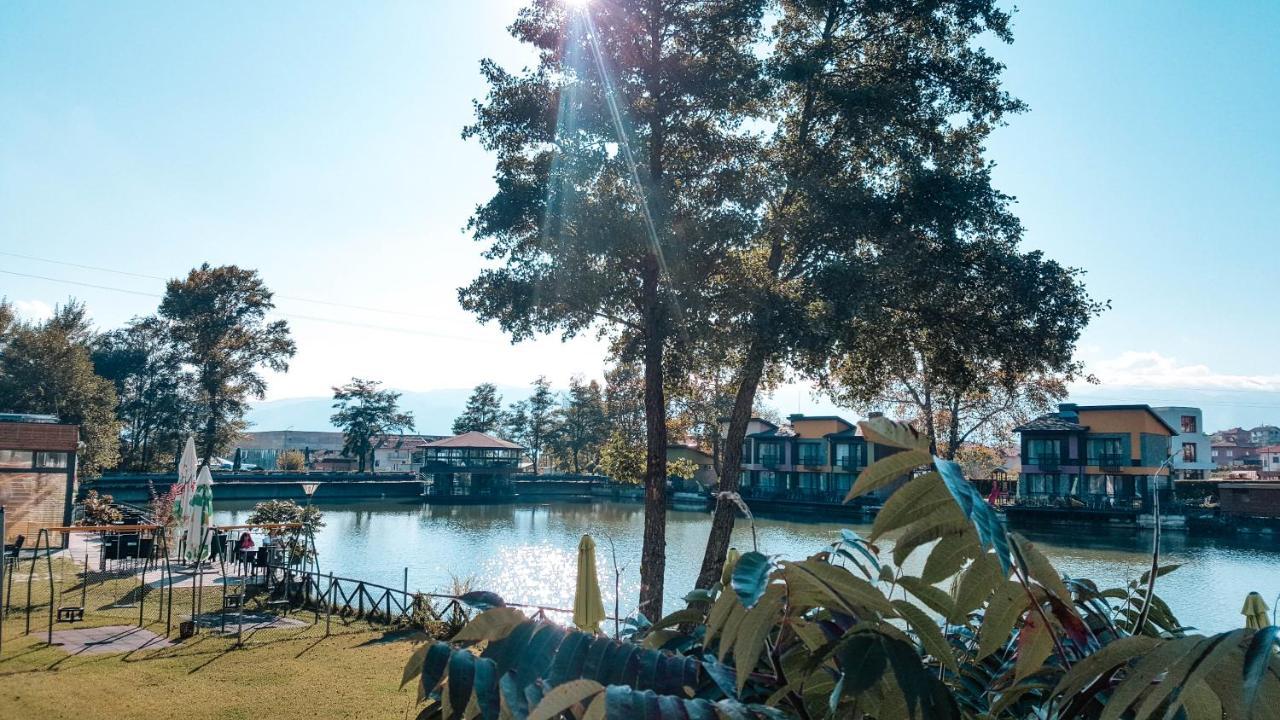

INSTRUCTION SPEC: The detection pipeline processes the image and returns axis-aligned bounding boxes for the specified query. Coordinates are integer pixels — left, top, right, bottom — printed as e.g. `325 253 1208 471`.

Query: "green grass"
0 597 423 719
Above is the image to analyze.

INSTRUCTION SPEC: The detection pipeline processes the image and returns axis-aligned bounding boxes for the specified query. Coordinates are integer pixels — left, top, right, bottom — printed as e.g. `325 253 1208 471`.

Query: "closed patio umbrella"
172 438 198 555
1243 591 1270 629
573 534 605 633
182 466 214 563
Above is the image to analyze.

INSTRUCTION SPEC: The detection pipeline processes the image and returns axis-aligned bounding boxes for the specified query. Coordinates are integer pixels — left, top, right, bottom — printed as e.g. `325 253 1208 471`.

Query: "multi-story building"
1212 442 1258 468
734 413 899 506
1251 426 1280 446
1151 407 1216 480
1014 404 1175 510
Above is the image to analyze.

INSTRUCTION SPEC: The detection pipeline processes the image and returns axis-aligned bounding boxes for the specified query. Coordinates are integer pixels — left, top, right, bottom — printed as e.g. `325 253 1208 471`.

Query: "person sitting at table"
238 532 254 551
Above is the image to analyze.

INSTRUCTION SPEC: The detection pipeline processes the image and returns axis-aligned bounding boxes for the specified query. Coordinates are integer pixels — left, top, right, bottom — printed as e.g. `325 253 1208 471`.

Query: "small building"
1213 442 1258 469
235 430 444 472
0 413 79 544
731 413 899 506
1014 403 1176 511
1152 407 1216 480
667 445 718 489
1251 426 1280 446
415 431 524 499
1258 445 1280 475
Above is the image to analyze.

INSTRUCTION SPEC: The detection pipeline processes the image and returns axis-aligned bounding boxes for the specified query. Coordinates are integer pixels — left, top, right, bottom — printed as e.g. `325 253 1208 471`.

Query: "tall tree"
695 0 1030 589
93 316 194 471
461 0 767 618
331 377 416 472
0 300 121 475
452 383 504 435
549 375 608 474
503 376 557 471
822 241 1102 459
159 264 296 466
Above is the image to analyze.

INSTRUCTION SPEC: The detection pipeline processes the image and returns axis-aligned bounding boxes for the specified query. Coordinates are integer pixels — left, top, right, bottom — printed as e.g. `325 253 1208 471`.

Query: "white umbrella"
183 466 214 562
173 438 198 557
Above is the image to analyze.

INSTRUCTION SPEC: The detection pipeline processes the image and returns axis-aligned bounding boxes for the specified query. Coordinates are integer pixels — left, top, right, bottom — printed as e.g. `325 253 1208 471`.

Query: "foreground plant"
404 417 1280 719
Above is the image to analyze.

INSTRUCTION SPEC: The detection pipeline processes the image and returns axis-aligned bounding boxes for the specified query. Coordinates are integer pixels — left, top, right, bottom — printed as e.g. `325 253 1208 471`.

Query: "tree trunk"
638 256 669 621
695 340 767 589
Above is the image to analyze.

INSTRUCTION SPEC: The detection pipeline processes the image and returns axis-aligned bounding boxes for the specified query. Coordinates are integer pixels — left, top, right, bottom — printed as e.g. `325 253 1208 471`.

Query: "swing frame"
21 524 174 645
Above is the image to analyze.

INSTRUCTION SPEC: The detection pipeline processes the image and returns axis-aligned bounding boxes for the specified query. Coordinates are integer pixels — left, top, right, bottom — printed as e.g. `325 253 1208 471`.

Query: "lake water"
213 500 1280 633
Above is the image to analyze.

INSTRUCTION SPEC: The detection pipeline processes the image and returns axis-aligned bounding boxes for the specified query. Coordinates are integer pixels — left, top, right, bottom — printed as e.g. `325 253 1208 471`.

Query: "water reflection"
214 501 1280 633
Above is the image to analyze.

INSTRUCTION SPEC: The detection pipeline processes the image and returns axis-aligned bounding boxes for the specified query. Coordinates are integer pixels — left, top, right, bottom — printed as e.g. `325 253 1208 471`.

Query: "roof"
668 444 714 463
1015 414 1088 433
1255 445 1280 453
423 431 522 450
0 413 60 424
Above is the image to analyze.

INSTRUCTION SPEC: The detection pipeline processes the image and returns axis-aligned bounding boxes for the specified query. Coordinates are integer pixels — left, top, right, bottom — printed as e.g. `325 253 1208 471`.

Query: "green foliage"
246 499 324 559
503 376 557 472
405 418 1280 719
276 449 306 471
547 375 608 474
159 263 295 465
452 383 504 436
92 315 194 472
0 300 121 475
79 490 123 525
598 430 644 486
330 377 414 472
666 457 699 483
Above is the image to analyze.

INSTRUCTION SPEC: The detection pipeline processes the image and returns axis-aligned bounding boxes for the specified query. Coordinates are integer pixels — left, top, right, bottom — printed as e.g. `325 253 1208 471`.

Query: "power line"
0 250 446 321
0 268 497 344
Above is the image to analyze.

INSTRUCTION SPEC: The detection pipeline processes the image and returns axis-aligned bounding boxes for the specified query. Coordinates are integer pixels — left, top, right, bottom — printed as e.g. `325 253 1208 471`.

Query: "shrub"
277 449 306 471
79 489 122 525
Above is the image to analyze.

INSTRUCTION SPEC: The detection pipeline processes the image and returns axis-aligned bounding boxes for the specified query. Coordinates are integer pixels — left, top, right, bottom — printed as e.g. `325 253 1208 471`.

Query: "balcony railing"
798 456 825 468
740 485 847 505
1091 454 1128 469
760 456 782 468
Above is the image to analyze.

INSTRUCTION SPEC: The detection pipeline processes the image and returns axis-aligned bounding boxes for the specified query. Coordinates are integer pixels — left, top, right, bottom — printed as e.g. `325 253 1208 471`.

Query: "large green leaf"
420 642 454 701
1242 626 1280 717
1015 612 1054 681
1133 629 1245 720
453 607 529 644
472 657 501 720
528 679 605 720
950 553 1004 623
459 590 506 611
921 530 982 584
836 632 888 696
446 648 476 720
870 472 955 541
1010 533 1071 606
848 449 931 501
891 511 970 566
934 457 1012 574
733 585 785 691
892 599 958 673
783 559 894 617
731 551 773 609
1099 636 1205 720
705 589 741 650
977 581 1028 660
897 576 954 619
858 417 930 451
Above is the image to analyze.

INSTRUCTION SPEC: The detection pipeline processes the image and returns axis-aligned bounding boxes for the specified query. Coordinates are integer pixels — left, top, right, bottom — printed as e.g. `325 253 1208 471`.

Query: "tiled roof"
1015 414 1088 433
423 431 523 450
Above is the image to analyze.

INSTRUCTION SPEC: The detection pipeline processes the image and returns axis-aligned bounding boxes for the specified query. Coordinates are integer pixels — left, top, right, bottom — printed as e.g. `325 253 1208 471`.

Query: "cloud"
1081 351 1280 392
12 299 54 322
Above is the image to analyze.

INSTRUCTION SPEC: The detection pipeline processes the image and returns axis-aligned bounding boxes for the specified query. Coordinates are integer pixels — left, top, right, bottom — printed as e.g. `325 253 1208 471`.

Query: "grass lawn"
0 615 422 720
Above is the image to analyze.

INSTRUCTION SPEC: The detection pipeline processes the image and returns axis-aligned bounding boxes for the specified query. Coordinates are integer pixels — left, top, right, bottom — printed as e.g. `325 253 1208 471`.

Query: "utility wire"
0 268 497 344
0 249 445 320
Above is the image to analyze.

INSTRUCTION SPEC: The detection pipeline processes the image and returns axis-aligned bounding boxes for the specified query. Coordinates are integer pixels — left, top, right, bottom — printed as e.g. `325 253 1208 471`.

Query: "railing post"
325 573 333 636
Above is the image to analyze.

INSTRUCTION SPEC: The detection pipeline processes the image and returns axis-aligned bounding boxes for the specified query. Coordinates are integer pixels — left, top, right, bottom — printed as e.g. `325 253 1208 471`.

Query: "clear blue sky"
2 2 1279 428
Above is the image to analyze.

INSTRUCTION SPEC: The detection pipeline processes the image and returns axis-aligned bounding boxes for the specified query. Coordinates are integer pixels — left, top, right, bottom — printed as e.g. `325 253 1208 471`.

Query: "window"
1182 443 1197 463
34 451 68 469
835 443 865 468
0 450 33 469
797 443 824 466
759 443 782 465
1026 438 1062 463
1087 437 1125 466
1181 415 1197 433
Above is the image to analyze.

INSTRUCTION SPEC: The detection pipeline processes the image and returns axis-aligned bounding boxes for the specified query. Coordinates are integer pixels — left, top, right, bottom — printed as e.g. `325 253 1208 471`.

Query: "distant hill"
246 385 535 435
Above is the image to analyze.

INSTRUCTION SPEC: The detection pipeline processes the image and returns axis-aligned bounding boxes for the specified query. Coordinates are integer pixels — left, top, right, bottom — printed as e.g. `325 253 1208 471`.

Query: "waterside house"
1152 406 1215 481
1011 403 1176 525
733 413 902 511
414 431 524 500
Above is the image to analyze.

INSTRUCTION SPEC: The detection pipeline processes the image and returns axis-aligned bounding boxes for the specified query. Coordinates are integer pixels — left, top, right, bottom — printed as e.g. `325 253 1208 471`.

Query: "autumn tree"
331 377 416 472
461 0 768 617
160 264 296 466
452 383 504 435
0 300 120 475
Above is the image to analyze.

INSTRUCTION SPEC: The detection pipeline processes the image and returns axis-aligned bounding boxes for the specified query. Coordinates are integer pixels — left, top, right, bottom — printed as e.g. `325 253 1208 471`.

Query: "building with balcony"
1151 407 1216 480
1014 403 1176 512
732 413 900 508
0 413 79 545
414 431 524 500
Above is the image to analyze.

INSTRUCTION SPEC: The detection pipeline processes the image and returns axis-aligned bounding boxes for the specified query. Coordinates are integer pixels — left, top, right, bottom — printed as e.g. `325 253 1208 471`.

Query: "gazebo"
414 431 523 500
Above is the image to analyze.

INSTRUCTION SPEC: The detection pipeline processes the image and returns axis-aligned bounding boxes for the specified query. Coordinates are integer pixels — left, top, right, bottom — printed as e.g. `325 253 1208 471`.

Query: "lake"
214 500 1280 633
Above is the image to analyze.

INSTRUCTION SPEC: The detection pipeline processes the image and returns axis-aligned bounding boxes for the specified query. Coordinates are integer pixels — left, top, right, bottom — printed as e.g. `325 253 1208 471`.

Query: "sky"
2 1 1279 430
